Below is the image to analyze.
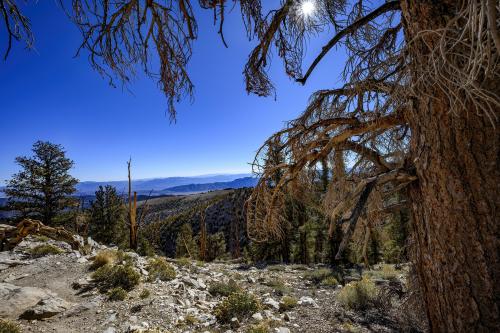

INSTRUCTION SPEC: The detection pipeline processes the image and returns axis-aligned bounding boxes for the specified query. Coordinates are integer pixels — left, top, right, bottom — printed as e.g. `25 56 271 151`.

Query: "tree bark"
401 2 500 331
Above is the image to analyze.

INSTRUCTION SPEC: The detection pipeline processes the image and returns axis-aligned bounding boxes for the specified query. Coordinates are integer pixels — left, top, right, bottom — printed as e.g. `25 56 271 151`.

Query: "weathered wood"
0 219 81 252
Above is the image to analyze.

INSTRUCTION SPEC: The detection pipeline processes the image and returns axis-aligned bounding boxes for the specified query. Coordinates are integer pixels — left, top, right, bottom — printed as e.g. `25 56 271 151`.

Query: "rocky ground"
0 236 424 333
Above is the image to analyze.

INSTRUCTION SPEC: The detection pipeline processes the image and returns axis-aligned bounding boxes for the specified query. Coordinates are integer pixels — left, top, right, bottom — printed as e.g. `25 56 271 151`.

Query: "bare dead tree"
127 158 137 249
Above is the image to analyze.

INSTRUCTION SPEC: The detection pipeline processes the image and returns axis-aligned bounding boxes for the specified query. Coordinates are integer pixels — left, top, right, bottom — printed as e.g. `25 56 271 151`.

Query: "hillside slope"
139 188 250 258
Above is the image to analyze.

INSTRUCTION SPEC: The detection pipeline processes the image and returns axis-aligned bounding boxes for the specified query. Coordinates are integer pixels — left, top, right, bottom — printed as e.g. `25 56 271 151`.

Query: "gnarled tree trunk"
402 1 500 331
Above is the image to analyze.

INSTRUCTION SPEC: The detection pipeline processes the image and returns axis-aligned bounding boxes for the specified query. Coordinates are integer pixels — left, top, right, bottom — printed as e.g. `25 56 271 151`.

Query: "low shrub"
116 251 134 265
147 257 176 282
29 244 63 257
33 235 50 242
289 264 308 271
364 264 399 281
92 264 141 291
247 322 270 333
139 289 151 299
0 319 21 333
214 291 260 323
337 277 377 310
108 287 127 301
341 322 361 333
303 268 334 284
176 257 191 267
267 265 286 272
184 314 198 325
209 279 241 297
321 276 339 287
263 278 290 296
279 296 298 312
90 250 118 270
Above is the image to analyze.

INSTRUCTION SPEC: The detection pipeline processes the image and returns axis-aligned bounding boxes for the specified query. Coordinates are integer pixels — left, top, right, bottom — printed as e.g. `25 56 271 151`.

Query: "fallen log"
0 219 82 252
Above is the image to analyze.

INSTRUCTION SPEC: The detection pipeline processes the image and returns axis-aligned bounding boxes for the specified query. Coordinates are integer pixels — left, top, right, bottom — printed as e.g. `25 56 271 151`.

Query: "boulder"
20 295 72 320
0 282 70 319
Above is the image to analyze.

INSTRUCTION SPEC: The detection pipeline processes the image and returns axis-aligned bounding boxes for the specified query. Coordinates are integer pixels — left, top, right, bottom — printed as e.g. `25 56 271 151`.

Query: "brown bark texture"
402 1 500 331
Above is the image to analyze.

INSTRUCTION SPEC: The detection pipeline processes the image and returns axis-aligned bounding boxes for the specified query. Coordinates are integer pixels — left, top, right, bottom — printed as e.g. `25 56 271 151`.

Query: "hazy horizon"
0 1 340 184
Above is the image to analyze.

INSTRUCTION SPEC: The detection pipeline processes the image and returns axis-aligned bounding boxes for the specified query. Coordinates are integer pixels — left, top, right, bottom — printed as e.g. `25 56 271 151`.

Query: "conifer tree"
88 185 126 245
5 141 78 225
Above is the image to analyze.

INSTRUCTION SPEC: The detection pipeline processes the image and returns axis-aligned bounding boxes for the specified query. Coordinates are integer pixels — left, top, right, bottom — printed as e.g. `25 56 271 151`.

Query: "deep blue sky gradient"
0 1 345 182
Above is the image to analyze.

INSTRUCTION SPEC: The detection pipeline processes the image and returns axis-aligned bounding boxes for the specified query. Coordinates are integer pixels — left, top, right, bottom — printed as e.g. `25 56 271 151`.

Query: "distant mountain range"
160 177 258 194
75 173 254 195
0 174 257 198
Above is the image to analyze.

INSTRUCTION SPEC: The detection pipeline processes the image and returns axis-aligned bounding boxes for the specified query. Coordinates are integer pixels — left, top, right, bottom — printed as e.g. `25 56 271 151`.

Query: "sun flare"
300 0 316 17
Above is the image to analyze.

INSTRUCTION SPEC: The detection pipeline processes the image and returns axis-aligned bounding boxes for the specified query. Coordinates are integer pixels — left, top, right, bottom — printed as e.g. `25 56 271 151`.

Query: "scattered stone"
77 257 88 264
104 313 117 324
275 327 291 333
298 296 318 307
127 324 144 333
103 328 116 333
264 297 280 310
197 278 207 290
252 312 264 321
230 317 240 329
65 299 101 317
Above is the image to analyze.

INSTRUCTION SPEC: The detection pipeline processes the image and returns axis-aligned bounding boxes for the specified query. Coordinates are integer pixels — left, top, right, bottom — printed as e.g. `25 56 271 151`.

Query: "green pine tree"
88 185 126 245
5 141 78 225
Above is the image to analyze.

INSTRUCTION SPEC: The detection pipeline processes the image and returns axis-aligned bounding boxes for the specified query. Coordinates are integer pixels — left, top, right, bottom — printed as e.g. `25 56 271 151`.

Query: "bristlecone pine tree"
5 141 78 225
243 1 500 332
2 0 498 331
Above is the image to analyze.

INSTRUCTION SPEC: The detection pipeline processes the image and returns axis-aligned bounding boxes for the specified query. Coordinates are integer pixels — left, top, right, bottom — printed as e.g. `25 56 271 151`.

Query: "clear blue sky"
0 1 344 182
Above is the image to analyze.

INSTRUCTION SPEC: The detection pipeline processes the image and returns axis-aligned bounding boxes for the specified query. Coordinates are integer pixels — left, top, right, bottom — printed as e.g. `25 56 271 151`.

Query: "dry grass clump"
340 322 361 333
108 287 127 301
364 264 399 281
303 268 336 285
90 250 118 270
209 279 241 297
263 278 290 296
184 314 198 325
29 244 63 257
139 289 151 299
33 235 50 242
91 264 140 291
337 277 377 310
214 291 260 323
267 265 286 271
289 264 308 271
147 257 176 282
321 276 339 287
0 319 21 333
246 322 270 333
279 295 298 312
176 257 191 267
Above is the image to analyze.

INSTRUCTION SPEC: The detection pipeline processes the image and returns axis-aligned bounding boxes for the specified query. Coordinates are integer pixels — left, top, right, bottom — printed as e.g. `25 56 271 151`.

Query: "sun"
300 0 316 18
